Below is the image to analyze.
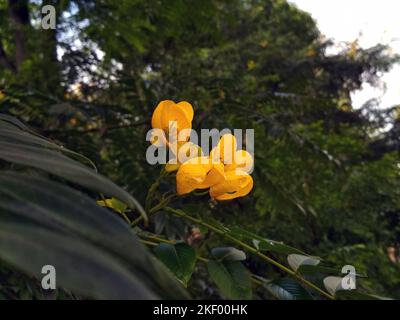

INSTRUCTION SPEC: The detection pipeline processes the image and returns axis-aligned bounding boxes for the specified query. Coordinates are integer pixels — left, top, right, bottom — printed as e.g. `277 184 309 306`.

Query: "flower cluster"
151 100 254 201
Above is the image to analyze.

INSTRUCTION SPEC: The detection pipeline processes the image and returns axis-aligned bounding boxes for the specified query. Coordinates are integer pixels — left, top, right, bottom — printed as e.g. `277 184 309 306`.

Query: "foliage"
0 0 399 300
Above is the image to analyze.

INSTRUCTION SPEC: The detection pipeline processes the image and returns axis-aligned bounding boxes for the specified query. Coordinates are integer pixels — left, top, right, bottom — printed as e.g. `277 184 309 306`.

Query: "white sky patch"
289 0 400 109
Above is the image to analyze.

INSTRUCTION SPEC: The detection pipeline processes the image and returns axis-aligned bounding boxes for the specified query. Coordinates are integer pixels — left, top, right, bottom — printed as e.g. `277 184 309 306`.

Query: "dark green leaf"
287 254 320 271
0 140 145 219
207 260 252 299
253 239 306 255
211 247 246 261
154 243 196 287
0 172 187 299
228 227 306 255
261 278 313 300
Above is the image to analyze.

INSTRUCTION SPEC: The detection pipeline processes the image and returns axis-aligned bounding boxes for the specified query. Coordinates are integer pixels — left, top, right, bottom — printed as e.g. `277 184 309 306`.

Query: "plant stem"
140 239 158 246
145 168 168 213
143 235 175 244
131 192 176 227
139 233 274 290
165 206 335 300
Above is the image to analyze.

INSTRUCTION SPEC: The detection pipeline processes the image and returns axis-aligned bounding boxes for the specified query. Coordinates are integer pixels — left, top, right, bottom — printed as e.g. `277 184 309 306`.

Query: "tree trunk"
8 0 30 71
0 39 16 72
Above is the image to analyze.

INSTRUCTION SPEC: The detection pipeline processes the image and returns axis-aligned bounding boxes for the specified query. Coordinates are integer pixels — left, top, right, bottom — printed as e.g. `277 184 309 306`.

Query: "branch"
42 120 148 135
165 207 336 300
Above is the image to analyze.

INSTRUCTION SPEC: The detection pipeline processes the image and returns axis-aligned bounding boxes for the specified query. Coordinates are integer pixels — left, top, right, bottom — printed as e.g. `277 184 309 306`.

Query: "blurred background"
0 0 399 299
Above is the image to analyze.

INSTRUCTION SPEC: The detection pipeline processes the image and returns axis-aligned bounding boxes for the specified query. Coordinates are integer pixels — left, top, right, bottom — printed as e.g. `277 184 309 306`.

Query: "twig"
43 120 148 135
165 207 335 300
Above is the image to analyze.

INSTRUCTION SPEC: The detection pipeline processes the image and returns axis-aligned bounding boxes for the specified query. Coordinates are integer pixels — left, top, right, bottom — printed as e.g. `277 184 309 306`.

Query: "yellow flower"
224 149 254 173
176 156 212 195
210 133 237 164
0 91 5 101
210 170 253 201
176 134 254 200
211 134 253 171
165 141 203 172
209 134 254 200
151 100 194 144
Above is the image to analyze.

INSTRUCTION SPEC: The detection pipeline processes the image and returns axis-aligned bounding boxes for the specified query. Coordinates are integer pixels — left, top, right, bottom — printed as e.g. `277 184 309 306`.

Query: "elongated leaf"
261 278 313 300
154 243 196 287
0 114 29 130
0 116 97 169
207 260 252 299
97 198 128 214
211 247 246 261
253 239 306 255
228 226 266 241
323 275 357 296
323 276 345 296
0 172 187 299
0 140 145 220
0 116 145 220
287 254 320 272
228 226 306 255
0 222 156 300
202 217 230 232
297 264 342 275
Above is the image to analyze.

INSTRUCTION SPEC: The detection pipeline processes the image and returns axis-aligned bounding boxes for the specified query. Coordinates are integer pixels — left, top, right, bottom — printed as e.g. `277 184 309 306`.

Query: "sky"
289 0 400 109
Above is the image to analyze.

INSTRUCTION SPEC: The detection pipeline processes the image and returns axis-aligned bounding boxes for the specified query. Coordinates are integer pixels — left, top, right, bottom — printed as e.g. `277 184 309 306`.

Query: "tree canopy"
0 0 399 300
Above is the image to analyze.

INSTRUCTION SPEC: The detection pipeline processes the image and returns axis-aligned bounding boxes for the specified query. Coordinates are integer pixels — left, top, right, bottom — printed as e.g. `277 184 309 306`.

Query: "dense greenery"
0 0 399 299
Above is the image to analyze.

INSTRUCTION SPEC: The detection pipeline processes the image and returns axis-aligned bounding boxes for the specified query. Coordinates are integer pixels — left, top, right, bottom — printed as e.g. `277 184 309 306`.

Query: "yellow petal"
224 150 254 173
165 142 202 172
150 129 168 147
151 100 174 129
209 170 253 200
210 146 222 164
216 133 237 164
176 161 208 195
177 101 194 123
197 163 225 189
177 142 203 164
161 102 192 133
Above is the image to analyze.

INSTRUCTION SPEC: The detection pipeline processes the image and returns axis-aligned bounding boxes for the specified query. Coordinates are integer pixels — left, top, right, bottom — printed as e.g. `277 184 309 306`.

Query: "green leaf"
0 116 97 169
0 222 156 299
0 139 146 220
323 272 371 298
228 226 306 255
252 239 306 255
207 260 252 299
323 276 347 296
198 225 208 234
211 247 246 261
97 198 128 214
287 254 320 271
202 217 230 232
297 264 342 275
154 243 196 287
228 226 266 241
260 278 314 300
0 172 187 299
